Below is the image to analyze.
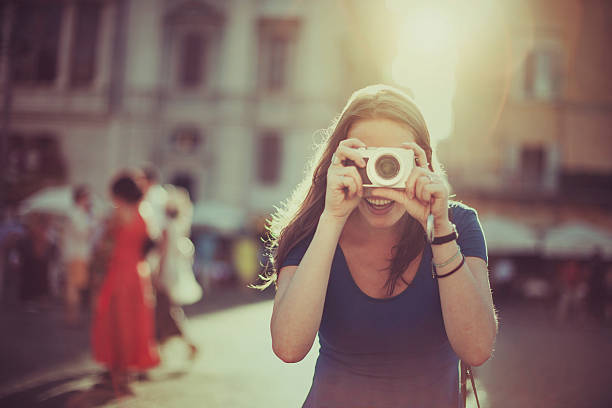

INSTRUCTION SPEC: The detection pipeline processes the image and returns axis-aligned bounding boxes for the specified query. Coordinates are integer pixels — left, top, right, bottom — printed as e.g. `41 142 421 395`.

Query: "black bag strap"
460 360 481 408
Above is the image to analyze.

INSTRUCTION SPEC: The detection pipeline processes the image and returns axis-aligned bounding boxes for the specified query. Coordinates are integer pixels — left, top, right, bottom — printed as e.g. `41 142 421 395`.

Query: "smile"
365 198 393 206
364 197 395 213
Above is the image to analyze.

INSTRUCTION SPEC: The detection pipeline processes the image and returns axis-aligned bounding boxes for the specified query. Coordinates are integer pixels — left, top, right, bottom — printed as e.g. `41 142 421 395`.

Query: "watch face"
426 213 435 243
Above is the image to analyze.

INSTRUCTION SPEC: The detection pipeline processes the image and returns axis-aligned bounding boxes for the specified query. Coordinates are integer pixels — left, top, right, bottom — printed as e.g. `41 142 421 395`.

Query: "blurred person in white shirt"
155 186 201 359
64 185 93 325
138 166 168 242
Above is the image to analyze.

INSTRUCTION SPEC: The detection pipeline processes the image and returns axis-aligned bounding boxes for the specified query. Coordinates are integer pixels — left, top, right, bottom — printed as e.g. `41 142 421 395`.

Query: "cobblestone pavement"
1 289 611 408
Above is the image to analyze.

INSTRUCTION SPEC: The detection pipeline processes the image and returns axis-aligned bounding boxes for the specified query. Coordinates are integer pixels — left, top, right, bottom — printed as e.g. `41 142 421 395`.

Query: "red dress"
92 212 159 370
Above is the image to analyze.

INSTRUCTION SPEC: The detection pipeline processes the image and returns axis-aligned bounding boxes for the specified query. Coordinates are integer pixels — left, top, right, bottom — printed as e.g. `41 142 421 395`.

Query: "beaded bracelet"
432 255 465 279
432 246 461 269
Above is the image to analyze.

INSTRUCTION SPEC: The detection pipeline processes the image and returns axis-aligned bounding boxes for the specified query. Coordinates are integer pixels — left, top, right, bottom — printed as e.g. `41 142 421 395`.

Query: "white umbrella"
192 200 247 233
19 185 108 217
479 215 540 255
542 222 612 259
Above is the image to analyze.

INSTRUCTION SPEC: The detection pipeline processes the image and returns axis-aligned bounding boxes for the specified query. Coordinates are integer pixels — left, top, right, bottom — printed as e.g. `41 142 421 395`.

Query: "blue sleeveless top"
281 202 488 408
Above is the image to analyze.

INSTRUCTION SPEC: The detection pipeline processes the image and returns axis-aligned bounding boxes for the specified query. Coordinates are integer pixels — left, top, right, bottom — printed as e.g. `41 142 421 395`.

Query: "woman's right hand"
323 138 366 221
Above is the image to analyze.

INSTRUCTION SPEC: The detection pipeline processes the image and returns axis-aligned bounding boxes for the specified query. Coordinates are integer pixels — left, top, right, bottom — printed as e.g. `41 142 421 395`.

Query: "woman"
91 173 159 395
265 85 497 407
155 186 201 358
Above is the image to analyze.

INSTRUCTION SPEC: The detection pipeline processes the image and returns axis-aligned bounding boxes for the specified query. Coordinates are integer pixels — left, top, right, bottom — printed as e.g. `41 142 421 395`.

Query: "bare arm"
432 232 497 366
271 138 367 363
373 142 497 366
271 213 344 363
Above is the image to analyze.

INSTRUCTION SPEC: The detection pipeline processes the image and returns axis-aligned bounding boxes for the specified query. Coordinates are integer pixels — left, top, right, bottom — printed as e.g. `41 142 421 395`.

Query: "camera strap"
460 360 481 408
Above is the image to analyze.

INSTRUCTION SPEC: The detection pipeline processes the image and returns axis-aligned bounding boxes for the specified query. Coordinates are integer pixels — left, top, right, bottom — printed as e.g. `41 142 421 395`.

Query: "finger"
335 145 366 167
370 188 405 203
338 166 364 196
421 180 433 202
401 142 429 168
415 175 432 204
405 166 427 200
339 138 367 149
425 183 448 204
330 153 342 167
423 182 446 201
342 175 358 198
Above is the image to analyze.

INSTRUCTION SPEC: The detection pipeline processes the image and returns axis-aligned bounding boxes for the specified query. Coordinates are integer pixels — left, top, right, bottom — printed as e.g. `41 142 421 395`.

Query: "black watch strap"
431 223 458 245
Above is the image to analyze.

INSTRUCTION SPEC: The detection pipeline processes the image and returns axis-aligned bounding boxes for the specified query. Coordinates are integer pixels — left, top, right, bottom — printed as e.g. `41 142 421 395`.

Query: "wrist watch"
430 223 458 245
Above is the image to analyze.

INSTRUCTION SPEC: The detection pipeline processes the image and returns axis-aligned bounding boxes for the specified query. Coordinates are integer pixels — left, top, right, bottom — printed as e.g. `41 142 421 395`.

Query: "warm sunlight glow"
387 1 459 145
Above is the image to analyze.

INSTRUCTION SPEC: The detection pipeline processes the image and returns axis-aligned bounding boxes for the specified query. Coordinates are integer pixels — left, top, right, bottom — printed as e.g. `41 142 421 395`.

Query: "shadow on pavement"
0 285 274 407
0 369 193 408
0 371 113 408
183 285 275 317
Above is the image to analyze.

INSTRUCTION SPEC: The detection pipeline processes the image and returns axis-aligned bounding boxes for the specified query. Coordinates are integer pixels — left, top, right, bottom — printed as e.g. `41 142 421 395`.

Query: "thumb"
370 188 405 203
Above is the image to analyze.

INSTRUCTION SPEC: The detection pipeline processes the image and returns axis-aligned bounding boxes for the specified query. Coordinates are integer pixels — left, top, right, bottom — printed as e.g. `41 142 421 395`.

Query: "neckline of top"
336 243 430 303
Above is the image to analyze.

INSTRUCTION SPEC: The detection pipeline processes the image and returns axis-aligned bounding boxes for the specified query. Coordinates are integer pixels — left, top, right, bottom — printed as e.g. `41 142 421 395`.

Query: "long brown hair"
258 84 439 295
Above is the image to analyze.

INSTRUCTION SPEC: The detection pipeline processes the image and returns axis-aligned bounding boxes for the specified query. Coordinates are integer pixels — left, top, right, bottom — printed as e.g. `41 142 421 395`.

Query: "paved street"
1 289 611 407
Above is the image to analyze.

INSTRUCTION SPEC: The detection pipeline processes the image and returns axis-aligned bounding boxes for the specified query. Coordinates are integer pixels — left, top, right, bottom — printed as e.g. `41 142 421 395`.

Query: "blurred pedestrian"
88 210 117 315
63 185 94 326
154 187 201 358
17 213 56 311
91 173 159 396
556 259 586 324
232 233 260 288
0 206 25 302
262 85 496 407
587 249 606 323
138 165 167 241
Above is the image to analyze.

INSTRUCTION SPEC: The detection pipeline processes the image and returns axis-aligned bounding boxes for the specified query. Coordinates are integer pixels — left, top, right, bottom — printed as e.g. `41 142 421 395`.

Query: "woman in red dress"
91 173 159 394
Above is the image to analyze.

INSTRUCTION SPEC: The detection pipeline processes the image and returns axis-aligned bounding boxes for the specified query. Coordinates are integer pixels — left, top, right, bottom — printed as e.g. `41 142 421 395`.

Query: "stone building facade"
1 0 390 214
438 0 612 231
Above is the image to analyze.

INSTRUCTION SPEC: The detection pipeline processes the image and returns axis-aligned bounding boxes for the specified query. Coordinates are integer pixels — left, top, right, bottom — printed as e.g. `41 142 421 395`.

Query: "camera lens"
375 155 400 180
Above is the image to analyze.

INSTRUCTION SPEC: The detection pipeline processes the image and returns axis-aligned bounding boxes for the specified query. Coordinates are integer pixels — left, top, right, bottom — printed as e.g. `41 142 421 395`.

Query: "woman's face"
346 117 420 230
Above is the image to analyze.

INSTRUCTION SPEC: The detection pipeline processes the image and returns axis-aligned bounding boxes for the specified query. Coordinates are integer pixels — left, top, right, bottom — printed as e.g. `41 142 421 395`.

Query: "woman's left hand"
370 142 450 230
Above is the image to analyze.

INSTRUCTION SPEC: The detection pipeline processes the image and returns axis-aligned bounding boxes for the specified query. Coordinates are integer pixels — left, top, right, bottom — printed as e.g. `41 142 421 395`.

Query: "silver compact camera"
355 147 415 189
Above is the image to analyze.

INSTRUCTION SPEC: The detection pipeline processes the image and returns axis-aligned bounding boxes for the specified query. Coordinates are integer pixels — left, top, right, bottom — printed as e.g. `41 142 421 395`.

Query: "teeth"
365 198 393 206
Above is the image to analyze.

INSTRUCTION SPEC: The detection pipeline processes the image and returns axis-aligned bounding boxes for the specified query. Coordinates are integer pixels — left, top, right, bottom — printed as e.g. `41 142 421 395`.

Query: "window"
258 19 299 92
171 173 196 201
520 146 545 188
257 131 282 185
264 35 289 91
178 32 206 88
165 2 224 92
7 135 25 182
170 127 203 154
11 2 63 84
524 50 561 100
7 134 65 182
70 1 102 87
6 133 66 202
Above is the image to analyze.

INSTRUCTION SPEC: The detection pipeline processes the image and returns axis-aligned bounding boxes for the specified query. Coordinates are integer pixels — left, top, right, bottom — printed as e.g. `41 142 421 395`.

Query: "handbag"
460 360 481 408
